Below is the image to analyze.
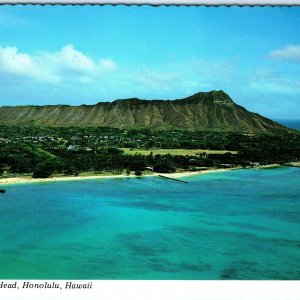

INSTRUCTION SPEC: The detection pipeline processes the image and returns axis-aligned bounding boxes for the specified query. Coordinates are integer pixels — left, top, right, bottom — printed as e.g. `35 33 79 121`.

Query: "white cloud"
55 44 95 73
0 44 118 85
99 59 118 72
0 46 38 77
0 47 242 101
249 68 300 95
269 45 300 62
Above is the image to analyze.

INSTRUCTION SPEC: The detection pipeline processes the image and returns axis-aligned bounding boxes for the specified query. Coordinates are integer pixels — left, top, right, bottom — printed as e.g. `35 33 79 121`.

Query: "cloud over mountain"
0 44 118 84
269 45 300 62
0 46 38 77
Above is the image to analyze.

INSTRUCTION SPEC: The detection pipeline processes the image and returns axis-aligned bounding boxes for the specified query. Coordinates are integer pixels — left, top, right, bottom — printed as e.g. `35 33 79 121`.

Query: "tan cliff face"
0 90 290 134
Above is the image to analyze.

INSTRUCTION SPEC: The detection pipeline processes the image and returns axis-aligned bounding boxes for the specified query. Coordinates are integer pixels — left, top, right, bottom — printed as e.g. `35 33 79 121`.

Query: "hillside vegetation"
0 90 292 134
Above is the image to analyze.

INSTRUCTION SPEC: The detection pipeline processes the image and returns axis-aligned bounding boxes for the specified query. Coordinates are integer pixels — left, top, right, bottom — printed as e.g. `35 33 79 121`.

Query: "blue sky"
0 6 299 119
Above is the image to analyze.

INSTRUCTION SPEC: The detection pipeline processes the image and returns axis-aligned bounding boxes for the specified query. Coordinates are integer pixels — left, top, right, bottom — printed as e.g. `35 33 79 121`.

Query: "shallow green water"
0 167 299 279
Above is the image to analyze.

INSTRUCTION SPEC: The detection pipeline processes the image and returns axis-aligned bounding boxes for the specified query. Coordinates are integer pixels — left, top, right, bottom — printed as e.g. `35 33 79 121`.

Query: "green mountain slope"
0 90 291 134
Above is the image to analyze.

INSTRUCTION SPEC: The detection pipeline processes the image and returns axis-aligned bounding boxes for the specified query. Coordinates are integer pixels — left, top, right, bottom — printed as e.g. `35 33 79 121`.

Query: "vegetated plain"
0 123 299 180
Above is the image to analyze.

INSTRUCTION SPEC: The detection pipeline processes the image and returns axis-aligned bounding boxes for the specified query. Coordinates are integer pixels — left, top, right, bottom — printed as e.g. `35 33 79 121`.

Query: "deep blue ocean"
0 167 299 279
275 119 300 130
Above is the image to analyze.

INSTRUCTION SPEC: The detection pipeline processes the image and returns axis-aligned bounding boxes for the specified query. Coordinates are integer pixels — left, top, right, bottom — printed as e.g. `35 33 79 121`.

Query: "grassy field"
120 148 237 156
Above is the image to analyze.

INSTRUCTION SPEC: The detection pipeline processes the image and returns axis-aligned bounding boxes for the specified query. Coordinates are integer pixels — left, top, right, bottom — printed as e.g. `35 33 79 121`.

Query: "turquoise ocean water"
0 167 299 279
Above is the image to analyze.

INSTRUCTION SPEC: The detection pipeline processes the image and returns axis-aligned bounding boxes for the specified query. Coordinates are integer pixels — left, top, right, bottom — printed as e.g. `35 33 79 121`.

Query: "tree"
33 163 53 178
32 159 59 178
153 161 176 173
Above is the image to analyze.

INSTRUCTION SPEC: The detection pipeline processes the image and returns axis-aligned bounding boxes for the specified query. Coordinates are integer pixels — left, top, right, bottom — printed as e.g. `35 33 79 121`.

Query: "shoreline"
0 173 153 185
0 163 284 185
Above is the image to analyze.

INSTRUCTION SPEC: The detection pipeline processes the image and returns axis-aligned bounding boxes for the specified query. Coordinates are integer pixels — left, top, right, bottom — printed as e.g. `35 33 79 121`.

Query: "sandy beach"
0 168 229 185
0 163 285 185
0 173 149 185
162 168 236 178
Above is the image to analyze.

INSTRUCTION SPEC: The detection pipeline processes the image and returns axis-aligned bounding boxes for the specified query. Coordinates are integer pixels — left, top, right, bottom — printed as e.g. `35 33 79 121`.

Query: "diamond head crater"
0 90 294 133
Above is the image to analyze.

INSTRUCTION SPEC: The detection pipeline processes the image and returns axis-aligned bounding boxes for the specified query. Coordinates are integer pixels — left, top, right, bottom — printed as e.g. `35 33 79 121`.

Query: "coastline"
0 164 283 185
0 173 151 185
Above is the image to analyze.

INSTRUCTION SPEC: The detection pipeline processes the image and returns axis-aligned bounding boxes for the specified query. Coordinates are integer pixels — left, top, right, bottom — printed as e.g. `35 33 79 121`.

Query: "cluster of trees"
1 123 299 150
0 124 299 178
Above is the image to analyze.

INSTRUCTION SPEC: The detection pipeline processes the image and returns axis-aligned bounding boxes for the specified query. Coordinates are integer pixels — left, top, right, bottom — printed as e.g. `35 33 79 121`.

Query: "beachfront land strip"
0 124 299 179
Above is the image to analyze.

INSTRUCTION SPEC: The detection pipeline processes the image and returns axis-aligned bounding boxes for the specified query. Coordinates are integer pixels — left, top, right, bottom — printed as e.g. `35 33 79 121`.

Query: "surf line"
284 163 300 168
158 175 188 183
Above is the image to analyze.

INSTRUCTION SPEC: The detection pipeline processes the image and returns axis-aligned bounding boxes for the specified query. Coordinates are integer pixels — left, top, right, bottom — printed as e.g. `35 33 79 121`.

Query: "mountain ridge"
0 90 291 134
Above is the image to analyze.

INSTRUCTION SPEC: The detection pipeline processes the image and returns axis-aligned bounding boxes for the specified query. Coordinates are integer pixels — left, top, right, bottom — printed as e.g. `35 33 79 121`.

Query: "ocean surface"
0 167 300 279
275 119 300 130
